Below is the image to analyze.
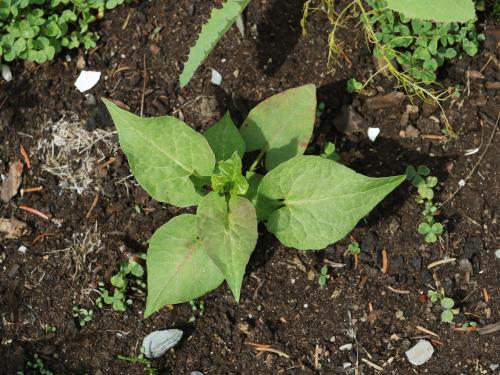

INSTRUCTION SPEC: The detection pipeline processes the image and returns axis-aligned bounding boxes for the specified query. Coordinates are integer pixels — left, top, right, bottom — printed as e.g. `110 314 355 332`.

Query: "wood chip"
245 342 290 358
1 160 23 202
427 258 456 269
381 249 388 273
416 325 440 338
0 218 29 239
387 285 410 294
478 322 500 335
361 358 383 371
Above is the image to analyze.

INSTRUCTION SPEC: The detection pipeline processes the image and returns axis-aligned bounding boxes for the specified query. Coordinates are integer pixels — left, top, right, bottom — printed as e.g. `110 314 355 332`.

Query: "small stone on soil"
142 329 183 359
211 69 223 85
2 64 12 82
495 249 500 260
74 71 101 92
405 340 434 366
365 92 405 110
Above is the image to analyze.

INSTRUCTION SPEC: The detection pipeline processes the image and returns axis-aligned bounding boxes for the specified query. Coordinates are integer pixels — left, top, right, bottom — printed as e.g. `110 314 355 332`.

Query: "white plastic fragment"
339 343 353 351
367 127 381 142
211 69 223 86
235 14 245 37
18 245 27 254
495 249 500 260
74 71 101 92
464 147 480 156
405 339 434 366
2 64 12 82
458 179 466 187
142 329 183 359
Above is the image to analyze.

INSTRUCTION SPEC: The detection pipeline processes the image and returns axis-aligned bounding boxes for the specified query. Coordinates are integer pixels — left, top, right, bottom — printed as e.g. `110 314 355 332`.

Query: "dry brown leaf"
0 218 29 239
1 160 23 202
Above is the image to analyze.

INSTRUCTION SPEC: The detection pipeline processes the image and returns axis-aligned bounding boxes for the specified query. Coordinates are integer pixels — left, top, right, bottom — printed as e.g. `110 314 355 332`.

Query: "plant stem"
249 147 267 171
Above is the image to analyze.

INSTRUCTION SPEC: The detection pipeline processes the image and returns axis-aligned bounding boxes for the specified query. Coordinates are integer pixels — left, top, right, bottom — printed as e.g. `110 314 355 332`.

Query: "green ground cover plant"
103 84 405 317
427 289 457 323
406 165 444 243
95 253 146 312
0 0 133 63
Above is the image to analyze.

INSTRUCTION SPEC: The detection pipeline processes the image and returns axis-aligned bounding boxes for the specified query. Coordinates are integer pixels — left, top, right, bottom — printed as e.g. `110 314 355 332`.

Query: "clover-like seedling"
73 306 93 327
103 84 405 317
418 222 444 243
318 265 330 287
405 165 430 188
439 297 456 323
321 142 340 162
26 354 54 375
347 241 361 254
96 254 146 312
346 78 363 93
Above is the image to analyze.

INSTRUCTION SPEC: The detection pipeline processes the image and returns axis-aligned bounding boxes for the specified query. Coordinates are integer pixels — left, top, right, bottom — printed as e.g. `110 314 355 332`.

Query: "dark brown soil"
0 1 499 374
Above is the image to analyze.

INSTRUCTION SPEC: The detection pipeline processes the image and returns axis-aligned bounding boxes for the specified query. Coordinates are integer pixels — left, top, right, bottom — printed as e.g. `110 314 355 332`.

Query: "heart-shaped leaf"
204 112 246 161
145 214 224 317
239 84 316 170
103 99 215 207
385 0 475 23
197 192 258 301
257 156 405 250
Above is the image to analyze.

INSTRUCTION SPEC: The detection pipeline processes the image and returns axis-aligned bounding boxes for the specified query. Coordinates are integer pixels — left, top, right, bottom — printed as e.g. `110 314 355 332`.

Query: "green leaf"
418 222 431 234
441 309 454 323
257 156 405 250
244 171 263 207
432 223 444 234
211 152 249 196
440 297 454 309
144 214 224 317
179 0 250 87
204 111 245 161
405 165 417 181
239 84 317 170
0 0 11 19
417 165 430 176
425 232 438 243
197 192 258 301
385 0 475 23
102 98 216 208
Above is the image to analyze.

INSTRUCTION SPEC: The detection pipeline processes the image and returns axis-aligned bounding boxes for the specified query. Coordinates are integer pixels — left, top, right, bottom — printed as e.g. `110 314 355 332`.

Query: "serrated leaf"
145 214 224 317
440 297 454 309
441 309 454 323
239 84 317 170
179 0 250 87
197 192 258 301
385 0 475 23
103 98 215 208
204 112 246 161
257 156 405 250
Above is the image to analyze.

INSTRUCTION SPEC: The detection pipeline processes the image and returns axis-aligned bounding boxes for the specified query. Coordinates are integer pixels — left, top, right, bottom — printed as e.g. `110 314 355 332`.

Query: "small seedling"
316 101 326 118
188 300 205 323
459 321 478 331
41 324 56 334
73 306 93 327
406 165 444 243
346 78 363 93
318 265 330 287
320 142 340 161
117 349 157 375
96 253 146 312
346 241 361 269
427 289 458 323
25 354 54 375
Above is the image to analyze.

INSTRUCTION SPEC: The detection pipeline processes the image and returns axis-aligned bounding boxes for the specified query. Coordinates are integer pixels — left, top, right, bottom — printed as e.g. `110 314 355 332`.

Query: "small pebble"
490 363 499 371
495 249 500 260
405 340 434 366
2 64 12 82
211 69 222 85
395 310 404 319
367 127 380 142
191 372 204 375
458 179 466 187
18 245 27 254
142 329 183 359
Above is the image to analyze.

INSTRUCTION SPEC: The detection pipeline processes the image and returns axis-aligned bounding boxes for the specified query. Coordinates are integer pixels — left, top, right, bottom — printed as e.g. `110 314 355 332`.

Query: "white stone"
74 71 101 92
367 127 381 142
211 69 223 86
495 249 500 260
339 343 353 351
142 329 183 359
191 372 204 375
405 339 434 366
18 245 27 254
458 179 466 187
2 64 12 82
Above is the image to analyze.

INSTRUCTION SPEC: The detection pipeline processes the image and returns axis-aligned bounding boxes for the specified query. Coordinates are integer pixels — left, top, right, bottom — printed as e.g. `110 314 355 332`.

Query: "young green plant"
103 84 405 317
95 253 146 312
72 306 93 327
406 165 444 243
427 289 457 323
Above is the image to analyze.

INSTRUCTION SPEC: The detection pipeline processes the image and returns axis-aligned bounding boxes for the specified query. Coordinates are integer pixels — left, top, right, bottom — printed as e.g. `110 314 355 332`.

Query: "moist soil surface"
0 1 499 374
